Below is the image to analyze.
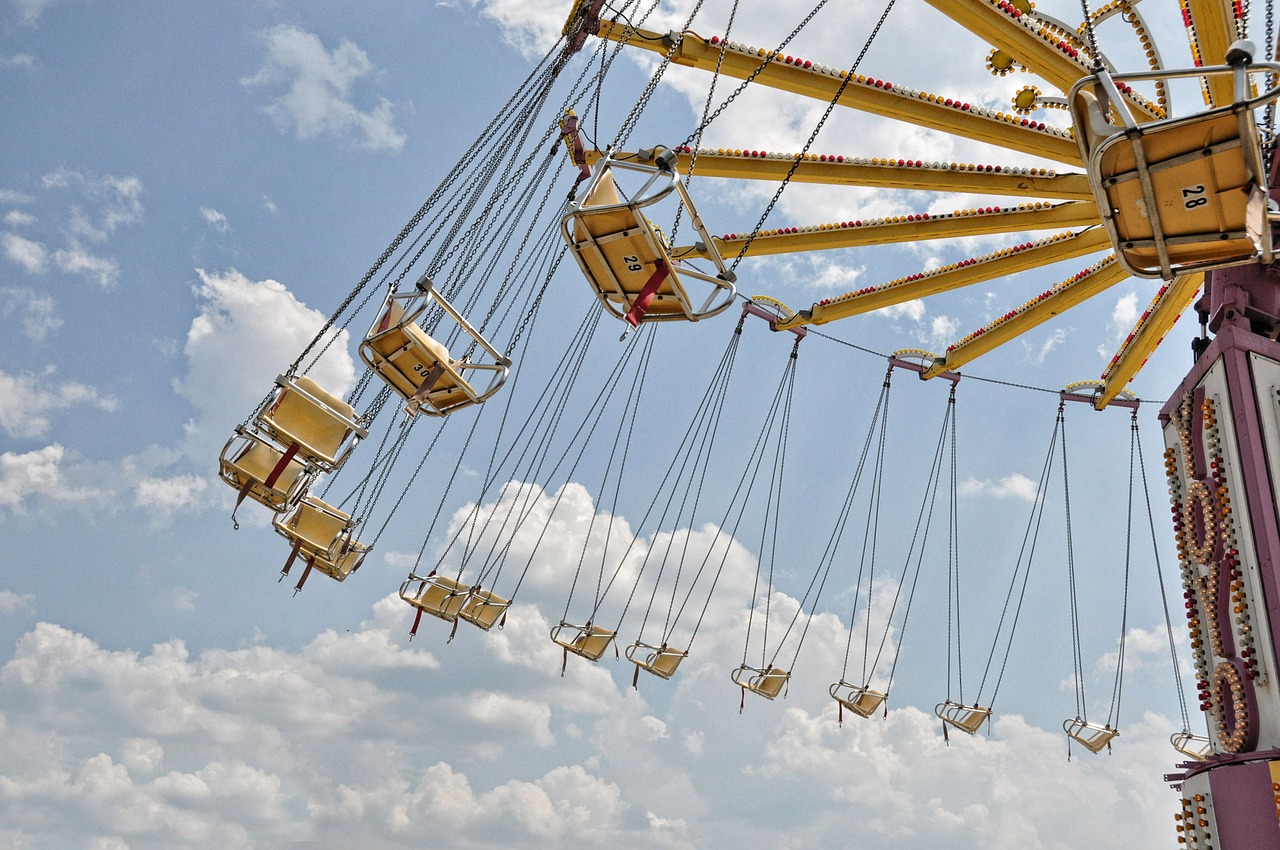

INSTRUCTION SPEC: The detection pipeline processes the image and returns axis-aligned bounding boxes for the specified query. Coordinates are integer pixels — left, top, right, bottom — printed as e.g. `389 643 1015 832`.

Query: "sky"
0 0 1226 847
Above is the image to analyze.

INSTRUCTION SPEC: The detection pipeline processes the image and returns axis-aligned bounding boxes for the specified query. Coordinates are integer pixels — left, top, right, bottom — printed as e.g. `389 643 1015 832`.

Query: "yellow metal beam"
597 148 1093 200
593 20 1083 164
673 201 1101 260
1185 0 1241 106
774 228 1113 329
923 256 1130 378
1096 272 1203 407
922 0 1160 121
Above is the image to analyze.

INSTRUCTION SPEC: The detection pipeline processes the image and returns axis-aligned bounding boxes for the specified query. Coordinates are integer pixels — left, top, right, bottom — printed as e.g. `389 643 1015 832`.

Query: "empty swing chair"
218 426 315 516
625 641 688 680
360 274 511 417
400 572 471 629
255 373 368 473
273 495 370 591
561 146 737 328
1068 41 1280 279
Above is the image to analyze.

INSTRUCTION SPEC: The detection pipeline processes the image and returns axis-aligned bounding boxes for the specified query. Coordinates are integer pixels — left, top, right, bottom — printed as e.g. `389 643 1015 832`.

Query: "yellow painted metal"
672 202 1101 260
592 149 1092 200
922 0 1160 122
593 20 1082 164
1186 0 1242 106
774 228 1113 329
1096 273 1203 407
923 257 1130 378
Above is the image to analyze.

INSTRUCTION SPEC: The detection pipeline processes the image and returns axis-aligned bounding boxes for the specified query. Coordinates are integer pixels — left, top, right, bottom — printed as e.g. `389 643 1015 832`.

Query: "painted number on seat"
1182 185 1208 209
623 255 643 273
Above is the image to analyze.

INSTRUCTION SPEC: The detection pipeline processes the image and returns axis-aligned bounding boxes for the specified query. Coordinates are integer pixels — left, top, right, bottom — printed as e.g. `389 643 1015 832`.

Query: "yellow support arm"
923 256 1130 378
595 148 1092 200
673 201 1101 260
1096 273 1203 407
923 0 1161 122
592 20 1083 164
774 228 1113 329
1185 0 1242 106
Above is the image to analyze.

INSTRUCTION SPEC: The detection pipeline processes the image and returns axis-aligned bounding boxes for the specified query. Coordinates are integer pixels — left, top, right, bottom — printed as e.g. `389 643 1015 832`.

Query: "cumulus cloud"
133 474 209 525
0 287 62 340
0 590 34 614
175 268 356 457
959 472 1038 502
0 444 104 513
242 25 406 152
0 368 119 440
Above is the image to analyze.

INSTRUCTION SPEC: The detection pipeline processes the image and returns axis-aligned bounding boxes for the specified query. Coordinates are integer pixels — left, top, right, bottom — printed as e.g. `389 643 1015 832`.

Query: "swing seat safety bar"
732 664 790 700
830 681 887 718
935 700 991 735
625 641 687 679
1063 717 1119 753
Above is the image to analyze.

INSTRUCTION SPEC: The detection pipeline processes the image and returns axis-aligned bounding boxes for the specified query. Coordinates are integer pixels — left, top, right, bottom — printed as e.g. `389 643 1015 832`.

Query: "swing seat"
829 681 887 718
273 495 361 561
1063 717 1119 753
625 641 687 680
218 427 313 512
562 153 736 327
1068 44 1280 279
256 374 366 472
550 621 616 661
305 539 368 582
935 700 991 736
400 574 471 622
359 276 509 417
1170 730 1213 761
732 664 790 700
458 586 511 631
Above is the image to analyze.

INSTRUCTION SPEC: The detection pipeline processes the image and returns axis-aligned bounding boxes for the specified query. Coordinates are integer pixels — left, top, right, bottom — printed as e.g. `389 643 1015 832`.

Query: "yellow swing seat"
399 573 471 623
551 621 616 662
1063 717 1119 754
732 664 790 701
1069 43 1280 279
218 427 314 513
273 495 368 586
625 641 687 680
360 275 510 417
829 680 887 719
1170 730 1213 761
935 700 992 736
458 586 511 631
561 151 737 328
256 374 366 472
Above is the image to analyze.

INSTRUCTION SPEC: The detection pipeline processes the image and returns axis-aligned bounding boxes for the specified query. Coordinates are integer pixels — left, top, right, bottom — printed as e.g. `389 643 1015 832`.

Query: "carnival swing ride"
218 0 1280 843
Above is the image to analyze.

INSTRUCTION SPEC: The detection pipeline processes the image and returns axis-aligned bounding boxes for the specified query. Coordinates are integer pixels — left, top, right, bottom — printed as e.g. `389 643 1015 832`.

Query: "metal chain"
728 0 895 271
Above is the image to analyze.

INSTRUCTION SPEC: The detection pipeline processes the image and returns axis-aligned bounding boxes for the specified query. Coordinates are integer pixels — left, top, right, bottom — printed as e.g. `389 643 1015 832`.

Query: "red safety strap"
410 608 424 640
623 260 669 327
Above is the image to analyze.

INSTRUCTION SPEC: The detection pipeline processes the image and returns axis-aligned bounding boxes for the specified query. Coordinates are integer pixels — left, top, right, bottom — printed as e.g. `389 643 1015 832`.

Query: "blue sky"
0 1 1213 847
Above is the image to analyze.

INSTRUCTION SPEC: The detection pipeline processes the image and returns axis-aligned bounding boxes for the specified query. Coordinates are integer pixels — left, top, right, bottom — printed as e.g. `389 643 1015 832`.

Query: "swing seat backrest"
361 298 474 406
407 574 470 621
626 642 686 679
1063 717 1119 754
830 681 886 718
1068 52 1280 279
732 664 789 700
219 431 312 512
935 701 991 735
458 587 510 630
257 375 364 471
274 496 354 558
551 622 616 661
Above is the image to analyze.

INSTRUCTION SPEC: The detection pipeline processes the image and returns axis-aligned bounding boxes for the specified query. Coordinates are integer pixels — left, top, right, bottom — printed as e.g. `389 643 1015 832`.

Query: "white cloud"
4 210 36 227
9 0 56 25
929 315 960 350
0 444 100 513
199 206 230 234
41 169 144 242
2 232 48 273
175 268 356 458
0 590 33 614
133 474 209 525
0 287 61 340
2 53 36 68
0 368 119 440
242 25 406 153
878 299 925 322
52 240 119 287
1097 290 1141 359
959 473 1038 502
0 189 35 204
1024 327 1070 367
